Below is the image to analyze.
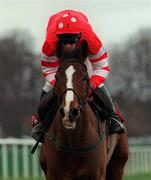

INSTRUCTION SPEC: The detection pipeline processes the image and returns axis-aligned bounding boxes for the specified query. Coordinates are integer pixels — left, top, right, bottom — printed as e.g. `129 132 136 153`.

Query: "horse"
39 42 128 180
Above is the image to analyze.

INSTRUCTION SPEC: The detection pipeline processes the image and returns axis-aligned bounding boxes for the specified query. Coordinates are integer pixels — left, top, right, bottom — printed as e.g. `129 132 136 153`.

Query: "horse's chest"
61 169 100 180
55 154 101 179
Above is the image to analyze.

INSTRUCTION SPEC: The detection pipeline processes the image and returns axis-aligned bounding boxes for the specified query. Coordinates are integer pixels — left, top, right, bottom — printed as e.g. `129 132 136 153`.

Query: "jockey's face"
63 42 77 52
58 33 80 53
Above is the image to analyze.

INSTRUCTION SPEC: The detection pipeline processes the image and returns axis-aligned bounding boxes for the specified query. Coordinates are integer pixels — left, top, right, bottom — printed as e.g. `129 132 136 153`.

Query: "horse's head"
54 41 90 130
56 40 88 61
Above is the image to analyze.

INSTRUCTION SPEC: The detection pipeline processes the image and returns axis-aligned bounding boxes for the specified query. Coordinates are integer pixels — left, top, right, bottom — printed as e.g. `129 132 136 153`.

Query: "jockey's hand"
31 115 40 128
89 80 97 90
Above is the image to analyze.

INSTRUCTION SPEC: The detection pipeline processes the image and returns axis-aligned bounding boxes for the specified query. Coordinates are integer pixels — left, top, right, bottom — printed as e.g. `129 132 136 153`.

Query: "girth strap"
46 128 103 153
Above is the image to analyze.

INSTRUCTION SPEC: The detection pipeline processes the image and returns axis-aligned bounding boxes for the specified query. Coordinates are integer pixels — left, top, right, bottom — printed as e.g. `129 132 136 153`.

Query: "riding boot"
93 85 126 134
31 89 48 142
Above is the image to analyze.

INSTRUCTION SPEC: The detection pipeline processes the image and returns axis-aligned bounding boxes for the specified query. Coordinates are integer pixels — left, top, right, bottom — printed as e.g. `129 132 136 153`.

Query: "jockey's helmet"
56 13 82 35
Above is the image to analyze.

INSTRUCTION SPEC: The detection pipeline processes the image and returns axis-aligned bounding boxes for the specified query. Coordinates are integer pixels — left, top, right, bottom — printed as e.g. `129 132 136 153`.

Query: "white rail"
0 138 151 178
125 146 151 175
0 138 43 179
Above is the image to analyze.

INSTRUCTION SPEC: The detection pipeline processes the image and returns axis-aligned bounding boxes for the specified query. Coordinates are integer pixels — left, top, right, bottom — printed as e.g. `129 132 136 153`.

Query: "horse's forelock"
58 61 87 80
62 48 81 60
56 40 88 61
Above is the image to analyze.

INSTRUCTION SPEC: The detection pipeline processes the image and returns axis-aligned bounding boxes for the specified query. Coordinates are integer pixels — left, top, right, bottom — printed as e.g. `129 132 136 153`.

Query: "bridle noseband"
59 88 86 121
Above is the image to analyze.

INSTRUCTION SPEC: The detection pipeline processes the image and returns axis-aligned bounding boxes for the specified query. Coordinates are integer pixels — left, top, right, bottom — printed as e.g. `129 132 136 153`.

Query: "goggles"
60 38 79 45
58 33 80 45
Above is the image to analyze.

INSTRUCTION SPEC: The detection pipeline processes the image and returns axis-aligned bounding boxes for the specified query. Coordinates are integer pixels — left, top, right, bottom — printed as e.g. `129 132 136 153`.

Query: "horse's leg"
98 175 105 180
40 145 47 178
98 133 107 180
106 133 128 180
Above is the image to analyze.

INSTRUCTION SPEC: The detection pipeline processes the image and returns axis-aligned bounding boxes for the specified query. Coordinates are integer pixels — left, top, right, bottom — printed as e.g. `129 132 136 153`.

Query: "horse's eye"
60 108 65 117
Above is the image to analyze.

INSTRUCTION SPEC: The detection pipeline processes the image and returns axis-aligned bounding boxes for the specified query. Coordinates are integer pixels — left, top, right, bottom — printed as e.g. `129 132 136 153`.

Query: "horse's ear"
80 40 88 61
56 41 63 59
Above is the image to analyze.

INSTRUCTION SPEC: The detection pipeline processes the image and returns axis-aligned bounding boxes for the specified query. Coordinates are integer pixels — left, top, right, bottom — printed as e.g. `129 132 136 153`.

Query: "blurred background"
0 0 151 179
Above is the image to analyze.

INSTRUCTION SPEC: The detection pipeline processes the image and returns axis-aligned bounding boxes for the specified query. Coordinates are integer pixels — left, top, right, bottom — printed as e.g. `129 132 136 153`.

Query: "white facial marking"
63 66 76 129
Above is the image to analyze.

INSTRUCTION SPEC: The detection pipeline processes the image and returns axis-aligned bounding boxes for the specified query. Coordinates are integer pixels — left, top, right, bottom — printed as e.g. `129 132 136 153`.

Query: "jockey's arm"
41 22 59 89
88 46 110 89
40 53 58 89
81 22 110 89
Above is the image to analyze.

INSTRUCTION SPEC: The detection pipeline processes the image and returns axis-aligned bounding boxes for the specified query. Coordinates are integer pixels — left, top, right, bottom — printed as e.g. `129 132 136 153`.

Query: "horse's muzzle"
69 108 80 122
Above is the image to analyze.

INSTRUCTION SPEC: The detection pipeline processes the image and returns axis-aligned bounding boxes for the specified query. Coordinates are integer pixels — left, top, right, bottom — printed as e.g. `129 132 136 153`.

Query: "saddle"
38 88 110 129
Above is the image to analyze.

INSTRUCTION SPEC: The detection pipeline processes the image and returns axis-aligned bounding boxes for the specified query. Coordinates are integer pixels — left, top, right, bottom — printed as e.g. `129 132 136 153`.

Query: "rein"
45 59 103 153
31 59 103 154
45 107 103 153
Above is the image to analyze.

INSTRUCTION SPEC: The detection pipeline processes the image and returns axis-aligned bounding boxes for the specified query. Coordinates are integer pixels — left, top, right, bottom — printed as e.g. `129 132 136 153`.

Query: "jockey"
31 10 125 141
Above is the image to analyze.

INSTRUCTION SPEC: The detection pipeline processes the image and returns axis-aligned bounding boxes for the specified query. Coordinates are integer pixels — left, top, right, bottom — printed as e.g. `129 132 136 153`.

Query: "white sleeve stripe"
45 73 56 82
88 46 106 59
91 69 109 78
45 72 56 77
91 58 108 68
41 53 58 62
41 66 58 72
43 70 57 74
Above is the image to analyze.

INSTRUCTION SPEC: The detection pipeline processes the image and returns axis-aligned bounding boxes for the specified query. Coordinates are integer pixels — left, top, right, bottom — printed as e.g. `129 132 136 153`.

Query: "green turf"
1 178 44 180
1 173 151 180
124 173 151 180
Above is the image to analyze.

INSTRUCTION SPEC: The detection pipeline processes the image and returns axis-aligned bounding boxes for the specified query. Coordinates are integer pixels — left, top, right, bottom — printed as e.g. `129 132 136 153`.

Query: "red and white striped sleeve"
88 46 110 89
41 54 60 87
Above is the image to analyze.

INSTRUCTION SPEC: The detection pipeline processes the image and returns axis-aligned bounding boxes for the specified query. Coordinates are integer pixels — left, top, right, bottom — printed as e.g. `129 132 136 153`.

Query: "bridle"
45 59 103 153
54 59 90 121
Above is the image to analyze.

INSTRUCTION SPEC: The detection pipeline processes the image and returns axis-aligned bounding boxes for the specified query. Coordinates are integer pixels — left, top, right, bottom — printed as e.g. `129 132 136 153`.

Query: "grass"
1 179 44 180
124 173 151 180
1 173 151 180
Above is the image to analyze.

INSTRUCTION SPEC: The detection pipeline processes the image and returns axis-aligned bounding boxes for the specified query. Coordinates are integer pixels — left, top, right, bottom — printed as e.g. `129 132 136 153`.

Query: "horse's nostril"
60 108 65 117
69 108 79 122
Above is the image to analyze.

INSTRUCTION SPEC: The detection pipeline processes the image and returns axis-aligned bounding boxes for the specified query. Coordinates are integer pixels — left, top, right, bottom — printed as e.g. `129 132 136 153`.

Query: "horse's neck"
53 104 99 147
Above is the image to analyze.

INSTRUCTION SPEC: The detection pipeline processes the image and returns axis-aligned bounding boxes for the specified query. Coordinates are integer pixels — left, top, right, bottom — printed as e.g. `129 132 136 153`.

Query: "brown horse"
39 44 128 180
